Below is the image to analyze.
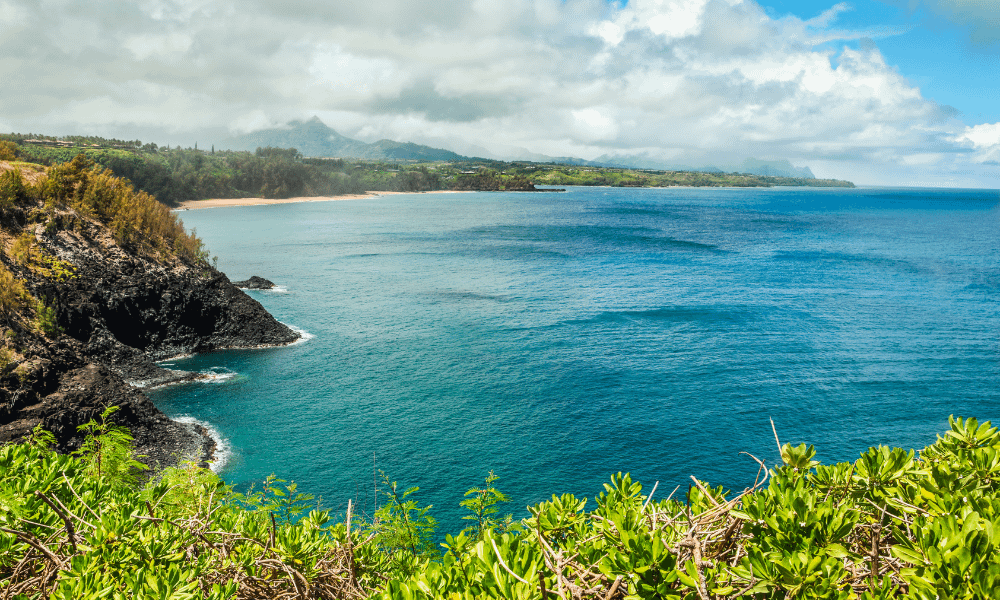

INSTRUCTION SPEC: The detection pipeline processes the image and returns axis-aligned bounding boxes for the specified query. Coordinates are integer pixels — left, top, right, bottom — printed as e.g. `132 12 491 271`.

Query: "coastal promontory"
0 156 298 468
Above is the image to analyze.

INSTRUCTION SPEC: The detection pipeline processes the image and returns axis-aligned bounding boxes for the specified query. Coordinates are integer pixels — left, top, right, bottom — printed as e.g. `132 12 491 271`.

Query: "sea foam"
283 323 315 346
199 367 238 383
240 285 289 294
173 416 232 473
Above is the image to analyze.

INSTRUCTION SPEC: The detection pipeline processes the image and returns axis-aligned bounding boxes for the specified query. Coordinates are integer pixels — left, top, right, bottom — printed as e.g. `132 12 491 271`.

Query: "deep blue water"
151 186 1000 531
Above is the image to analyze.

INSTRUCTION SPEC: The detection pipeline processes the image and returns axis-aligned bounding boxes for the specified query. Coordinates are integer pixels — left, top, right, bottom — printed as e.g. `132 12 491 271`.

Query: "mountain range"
219 117 817 178
219 117 465 162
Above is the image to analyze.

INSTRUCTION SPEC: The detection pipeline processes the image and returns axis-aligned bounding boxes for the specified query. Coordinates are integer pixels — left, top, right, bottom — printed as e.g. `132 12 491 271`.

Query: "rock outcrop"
0 198 298 468
232 275 275 290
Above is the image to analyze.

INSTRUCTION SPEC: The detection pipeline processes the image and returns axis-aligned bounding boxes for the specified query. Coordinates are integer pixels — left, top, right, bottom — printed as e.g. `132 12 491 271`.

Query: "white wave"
283 323 315 346
199 367 238 383
240 285 289 294
172 416 232 473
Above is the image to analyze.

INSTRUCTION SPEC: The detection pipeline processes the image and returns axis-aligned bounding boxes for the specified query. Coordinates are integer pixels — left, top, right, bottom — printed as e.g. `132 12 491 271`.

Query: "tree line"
2 138 456 205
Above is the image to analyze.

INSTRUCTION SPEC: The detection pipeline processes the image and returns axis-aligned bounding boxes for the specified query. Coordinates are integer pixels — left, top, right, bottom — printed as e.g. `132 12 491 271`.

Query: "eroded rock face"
0 206 299 467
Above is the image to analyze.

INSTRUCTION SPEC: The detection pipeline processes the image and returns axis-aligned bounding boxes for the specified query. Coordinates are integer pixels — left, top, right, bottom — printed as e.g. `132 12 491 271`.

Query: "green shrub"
0 346 13 374
0 140 17 161
34 298 61 337
74 406 148 487
35 154 210 264
4 417 1000 599
11 231 36 265
0 168 29 208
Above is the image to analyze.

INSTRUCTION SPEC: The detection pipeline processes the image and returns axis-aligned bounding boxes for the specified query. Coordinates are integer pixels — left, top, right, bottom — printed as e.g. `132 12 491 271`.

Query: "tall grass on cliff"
2 154 208 264
4 416 1000 599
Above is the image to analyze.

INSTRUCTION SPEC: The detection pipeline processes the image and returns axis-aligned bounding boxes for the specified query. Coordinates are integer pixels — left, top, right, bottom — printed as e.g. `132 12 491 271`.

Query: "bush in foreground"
3 416 1000 599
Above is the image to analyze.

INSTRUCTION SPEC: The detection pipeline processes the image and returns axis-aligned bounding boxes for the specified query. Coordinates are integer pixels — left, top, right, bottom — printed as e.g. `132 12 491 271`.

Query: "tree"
0 140 18 161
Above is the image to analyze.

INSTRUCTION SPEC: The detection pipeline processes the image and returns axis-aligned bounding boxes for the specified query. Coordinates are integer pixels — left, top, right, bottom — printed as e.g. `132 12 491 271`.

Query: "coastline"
174 190 470 210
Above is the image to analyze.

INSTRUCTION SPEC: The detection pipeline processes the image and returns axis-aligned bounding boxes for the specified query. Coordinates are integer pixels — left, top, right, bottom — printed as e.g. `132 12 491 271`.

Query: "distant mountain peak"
219 117 467 161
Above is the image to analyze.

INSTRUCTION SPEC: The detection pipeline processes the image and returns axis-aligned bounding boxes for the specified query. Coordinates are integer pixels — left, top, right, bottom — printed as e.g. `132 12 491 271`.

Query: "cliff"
0 158 298 468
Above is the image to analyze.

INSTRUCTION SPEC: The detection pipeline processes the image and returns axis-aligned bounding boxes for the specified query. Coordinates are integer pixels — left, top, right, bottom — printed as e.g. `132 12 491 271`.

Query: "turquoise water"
151 186 1000 531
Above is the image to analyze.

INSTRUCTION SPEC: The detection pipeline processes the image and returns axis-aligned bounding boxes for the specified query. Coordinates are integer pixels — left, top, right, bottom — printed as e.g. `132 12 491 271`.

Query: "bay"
150 185 1000 531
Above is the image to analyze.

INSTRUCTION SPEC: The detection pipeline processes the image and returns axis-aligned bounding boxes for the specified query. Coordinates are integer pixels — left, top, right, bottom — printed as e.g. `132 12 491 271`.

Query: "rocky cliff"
0 159 298 468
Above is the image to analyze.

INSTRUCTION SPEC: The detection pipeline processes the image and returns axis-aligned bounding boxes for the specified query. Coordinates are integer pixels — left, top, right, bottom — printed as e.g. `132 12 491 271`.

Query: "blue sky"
760 0 999 125
1 0 999 187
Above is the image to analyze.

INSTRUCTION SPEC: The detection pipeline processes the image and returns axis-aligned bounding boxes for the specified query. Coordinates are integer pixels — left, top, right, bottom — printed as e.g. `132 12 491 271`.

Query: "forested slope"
1 137 854 208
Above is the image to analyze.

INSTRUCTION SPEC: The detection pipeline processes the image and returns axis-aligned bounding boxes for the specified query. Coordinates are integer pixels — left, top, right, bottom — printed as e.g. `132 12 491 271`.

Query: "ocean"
150 185 1000 531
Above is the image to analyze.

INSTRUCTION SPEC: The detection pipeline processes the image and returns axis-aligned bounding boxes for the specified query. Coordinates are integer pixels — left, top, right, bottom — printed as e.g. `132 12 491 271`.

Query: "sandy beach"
174 190 467 210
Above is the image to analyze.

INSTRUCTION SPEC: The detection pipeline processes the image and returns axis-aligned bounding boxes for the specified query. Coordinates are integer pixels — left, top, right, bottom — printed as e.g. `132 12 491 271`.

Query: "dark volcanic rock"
1 206 300 468
231 275 275 290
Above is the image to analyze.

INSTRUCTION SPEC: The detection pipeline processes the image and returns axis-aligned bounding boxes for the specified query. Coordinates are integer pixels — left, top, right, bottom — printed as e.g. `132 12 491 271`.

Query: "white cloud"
43 81 226 133
123 33 193 60
955 122 1000 164
306 45 410 102
228 110 278 135
0 0 30 25
0 0 996 185
957 122 1000 148
571 108 618 141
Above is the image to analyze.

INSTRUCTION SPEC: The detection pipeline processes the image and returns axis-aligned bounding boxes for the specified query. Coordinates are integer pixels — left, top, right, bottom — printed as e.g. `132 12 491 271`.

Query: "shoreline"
174 190 470 210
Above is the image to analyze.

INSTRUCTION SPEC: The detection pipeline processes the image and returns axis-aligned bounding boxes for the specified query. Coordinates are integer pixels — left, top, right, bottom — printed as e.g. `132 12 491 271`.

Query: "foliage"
255 475 317 524
11 231 36 265
0 262 30 321
0 141 19 161
34 299 61 338
4 417 1000 599
5 134 854 210
0 346 14 374
460 470 513 540
451 170 536 191
35 154 209 264
367 472 440 577
0 168 30 209
35 255 77 282
11 231 76 282
73 406 148 487
0 420 373 599
530 166 855 188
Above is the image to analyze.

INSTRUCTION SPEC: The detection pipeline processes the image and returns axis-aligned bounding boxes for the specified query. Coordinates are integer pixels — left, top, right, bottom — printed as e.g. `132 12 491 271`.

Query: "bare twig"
0 527 61 565
642 481 660 512
490 537 532 587
689 477 721 508
770 418 783 457
33 491 77 554
604 575 623 600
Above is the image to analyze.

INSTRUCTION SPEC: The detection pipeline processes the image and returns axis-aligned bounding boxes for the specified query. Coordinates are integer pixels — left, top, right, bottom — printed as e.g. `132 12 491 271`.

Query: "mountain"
735 158 815 179
219 117 468 161
219 118 820 177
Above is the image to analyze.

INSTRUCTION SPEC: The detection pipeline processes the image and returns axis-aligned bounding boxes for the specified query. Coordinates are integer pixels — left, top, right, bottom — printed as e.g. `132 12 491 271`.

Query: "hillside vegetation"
3 416 999 599
1 135 853 206
1 155 208 356
1 155 207 264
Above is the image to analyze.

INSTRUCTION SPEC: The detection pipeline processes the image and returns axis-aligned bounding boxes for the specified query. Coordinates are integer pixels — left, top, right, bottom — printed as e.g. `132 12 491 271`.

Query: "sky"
1 0 999 187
